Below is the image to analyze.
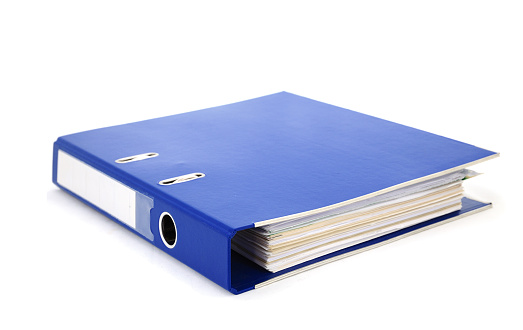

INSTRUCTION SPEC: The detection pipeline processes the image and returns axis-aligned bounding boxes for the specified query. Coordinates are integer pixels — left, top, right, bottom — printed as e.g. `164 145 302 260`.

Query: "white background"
1 1 521 329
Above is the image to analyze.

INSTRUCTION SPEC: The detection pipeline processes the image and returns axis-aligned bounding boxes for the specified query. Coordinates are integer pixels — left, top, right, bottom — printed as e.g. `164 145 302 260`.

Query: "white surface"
1 1 521 330
57 150 137 229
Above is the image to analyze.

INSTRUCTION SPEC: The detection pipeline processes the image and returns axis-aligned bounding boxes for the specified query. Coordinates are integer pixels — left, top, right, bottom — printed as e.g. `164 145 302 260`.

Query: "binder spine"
151 197 232 290
52 142 233 292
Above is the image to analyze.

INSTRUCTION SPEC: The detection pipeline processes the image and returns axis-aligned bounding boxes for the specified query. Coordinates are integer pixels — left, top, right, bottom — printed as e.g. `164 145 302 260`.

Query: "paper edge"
254 202 492 289
254 153 499 227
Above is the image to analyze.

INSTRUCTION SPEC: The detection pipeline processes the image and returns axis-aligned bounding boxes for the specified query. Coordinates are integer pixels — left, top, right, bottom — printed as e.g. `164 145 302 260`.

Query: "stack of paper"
232 169 475 272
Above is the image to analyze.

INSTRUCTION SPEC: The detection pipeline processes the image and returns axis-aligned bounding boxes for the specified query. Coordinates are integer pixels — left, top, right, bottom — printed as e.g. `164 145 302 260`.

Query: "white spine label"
57 150 137 229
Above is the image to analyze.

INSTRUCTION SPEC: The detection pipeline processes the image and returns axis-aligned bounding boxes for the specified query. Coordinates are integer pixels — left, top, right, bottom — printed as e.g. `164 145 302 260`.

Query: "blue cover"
52 92 497 293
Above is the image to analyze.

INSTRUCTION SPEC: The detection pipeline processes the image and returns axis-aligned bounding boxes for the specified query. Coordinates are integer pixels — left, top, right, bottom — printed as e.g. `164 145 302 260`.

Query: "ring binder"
52 92 498 294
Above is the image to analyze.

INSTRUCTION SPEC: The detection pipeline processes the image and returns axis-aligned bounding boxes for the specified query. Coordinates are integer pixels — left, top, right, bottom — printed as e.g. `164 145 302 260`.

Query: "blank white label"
57 150 137 229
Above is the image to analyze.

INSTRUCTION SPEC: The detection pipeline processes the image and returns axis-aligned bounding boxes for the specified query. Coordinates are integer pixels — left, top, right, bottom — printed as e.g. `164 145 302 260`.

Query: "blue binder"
52 92 498 294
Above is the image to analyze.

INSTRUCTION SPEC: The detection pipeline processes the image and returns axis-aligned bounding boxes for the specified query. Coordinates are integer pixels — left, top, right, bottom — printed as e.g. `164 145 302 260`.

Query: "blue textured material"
52 92 496 293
